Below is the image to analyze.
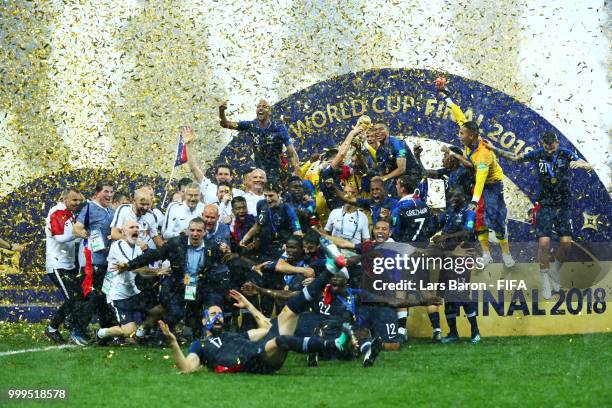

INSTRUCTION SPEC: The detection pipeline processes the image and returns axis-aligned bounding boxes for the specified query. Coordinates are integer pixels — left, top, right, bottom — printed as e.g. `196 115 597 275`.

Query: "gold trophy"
352 115 372 150
356 115 372 131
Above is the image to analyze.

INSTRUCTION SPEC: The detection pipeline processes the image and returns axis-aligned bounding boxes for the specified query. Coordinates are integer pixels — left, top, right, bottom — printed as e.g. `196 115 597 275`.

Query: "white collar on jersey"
187 238 206 250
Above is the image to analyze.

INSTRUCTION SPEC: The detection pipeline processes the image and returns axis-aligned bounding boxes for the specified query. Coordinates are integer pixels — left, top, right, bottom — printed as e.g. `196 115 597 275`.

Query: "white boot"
502 253 516 268
549 260 561 291
480 252 493 269
540 269 552 300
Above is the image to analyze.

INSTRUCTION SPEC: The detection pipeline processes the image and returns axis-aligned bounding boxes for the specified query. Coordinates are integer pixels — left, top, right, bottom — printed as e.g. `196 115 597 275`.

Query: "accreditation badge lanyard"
184 247 204 301
102 241 136 295
206 222 220 241
89 204 111 253
340 210 359 241
546 151 561 184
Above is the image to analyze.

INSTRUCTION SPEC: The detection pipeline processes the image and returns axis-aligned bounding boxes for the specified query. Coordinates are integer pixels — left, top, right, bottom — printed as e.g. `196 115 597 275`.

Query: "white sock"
97 328 108 338
135 326 146 338
540 268 549 276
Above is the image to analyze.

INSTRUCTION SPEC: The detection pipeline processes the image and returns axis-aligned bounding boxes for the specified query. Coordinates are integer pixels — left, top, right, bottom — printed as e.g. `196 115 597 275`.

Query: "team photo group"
26 77 595 376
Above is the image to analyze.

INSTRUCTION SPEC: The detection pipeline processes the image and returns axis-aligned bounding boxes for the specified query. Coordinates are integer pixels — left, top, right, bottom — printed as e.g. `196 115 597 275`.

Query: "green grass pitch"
1 323 609 407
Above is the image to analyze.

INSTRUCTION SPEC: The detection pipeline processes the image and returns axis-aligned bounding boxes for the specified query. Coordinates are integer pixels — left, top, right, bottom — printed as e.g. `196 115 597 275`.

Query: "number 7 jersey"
391 195 432 246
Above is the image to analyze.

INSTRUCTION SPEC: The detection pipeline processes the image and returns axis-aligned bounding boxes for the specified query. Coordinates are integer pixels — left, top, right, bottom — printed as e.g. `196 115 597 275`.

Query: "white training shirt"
105 240 143 301
162 201 205 239
325 207 370 244
110 204 159 250
242 191 264 216
151 207 164 234
199 177 245 205
45 202 81 271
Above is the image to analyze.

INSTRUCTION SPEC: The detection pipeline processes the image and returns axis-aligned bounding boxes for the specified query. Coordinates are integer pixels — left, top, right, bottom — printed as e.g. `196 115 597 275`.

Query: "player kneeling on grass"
159 264 358 374
96 220 168 344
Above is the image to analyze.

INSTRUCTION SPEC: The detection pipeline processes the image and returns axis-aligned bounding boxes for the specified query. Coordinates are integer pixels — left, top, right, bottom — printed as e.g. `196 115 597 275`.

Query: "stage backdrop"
0 68 609 336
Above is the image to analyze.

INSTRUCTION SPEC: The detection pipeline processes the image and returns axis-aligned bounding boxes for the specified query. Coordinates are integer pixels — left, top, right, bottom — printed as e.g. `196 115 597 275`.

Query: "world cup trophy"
351 115 372 150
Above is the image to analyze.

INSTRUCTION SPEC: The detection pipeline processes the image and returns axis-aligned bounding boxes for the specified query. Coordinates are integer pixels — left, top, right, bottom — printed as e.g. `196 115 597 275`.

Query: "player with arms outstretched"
482 131 592 299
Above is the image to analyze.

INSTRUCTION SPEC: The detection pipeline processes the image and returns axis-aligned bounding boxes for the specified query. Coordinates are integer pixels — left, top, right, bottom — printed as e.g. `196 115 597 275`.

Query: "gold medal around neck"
550 177 557 184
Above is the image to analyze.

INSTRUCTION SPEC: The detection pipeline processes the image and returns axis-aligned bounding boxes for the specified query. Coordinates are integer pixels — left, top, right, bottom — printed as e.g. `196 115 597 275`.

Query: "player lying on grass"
242 273 442 355
158 263 358 374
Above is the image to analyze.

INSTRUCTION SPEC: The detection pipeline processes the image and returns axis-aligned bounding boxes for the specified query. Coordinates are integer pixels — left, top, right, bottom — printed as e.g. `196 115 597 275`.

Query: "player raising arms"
436 77 516 268
482 131 592 299
219 99 301 182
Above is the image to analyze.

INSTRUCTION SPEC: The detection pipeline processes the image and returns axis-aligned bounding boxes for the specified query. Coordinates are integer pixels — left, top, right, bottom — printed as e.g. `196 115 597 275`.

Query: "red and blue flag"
175 133 188 166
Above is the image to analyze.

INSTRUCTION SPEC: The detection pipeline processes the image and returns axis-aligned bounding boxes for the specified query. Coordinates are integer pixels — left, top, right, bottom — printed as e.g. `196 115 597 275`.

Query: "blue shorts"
295 312 325 337
356 305 399 343
535 205 572 238
109 293 151 325
482 182 508 235
261 319 280 342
